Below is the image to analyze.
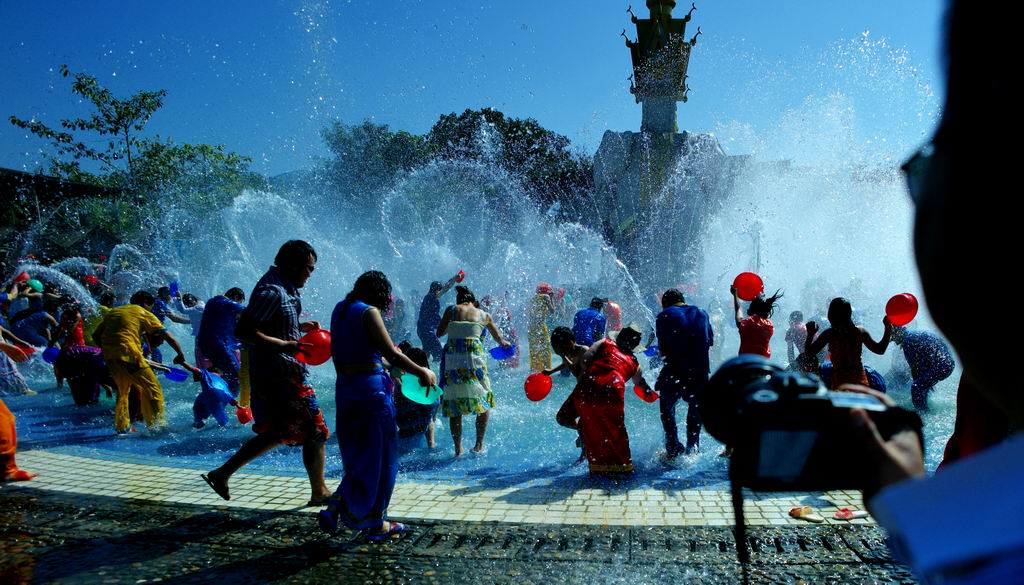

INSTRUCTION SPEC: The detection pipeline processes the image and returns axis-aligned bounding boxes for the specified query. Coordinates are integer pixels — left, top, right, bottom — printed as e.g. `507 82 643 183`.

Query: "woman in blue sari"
319 271 436 540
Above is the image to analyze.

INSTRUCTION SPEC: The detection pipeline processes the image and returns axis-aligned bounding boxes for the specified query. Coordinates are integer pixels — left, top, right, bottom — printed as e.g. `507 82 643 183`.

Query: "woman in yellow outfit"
93 290 192 433
528 283 556 372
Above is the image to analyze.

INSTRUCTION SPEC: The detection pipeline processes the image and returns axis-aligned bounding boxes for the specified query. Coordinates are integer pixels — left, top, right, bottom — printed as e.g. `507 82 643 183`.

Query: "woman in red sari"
573 323 654 475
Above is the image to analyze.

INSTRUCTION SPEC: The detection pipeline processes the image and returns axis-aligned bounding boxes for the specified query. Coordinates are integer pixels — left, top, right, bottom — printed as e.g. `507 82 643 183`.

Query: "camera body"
701 355 923 491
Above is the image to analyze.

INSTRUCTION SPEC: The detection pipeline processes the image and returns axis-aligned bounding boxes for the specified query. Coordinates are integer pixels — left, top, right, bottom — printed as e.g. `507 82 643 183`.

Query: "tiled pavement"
0 489 914 584
9 449 872 527
2 450 915 583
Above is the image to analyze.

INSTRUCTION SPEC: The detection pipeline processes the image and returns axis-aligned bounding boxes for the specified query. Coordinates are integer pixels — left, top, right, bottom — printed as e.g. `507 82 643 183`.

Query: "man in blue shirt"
198 288 247 397
655 288 713 458
417 274 459 361
892 327 955 410
572 297 607 346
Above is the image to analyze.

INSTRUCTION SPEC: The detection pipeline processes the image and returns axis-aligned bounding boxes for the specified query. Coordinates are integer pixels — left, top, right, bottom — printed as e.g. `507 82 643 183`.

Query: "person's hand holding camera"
839 384 926 513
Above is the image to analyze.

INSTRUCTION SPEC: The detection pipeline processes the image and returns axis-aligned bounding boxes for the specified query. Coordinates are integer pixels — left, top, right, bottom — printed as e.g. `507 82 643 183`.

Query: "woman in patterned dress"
437 285 511 457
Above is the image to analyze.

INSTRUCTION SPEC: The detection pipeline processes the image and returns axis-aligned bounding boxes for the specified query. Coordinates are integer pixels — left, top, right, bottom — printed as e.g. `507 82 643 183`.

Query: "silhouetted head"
550 326 576 355
455 285 476 306
611 323 643 353
60 304 81 324
789 310 804 325
428 281 444 295
181 293 199 308
346 270 392 312
157 286 171 301
274 240 317 288
98 292 116 308
225 287 245 303
826 297 855 328
748 290 783 319
589 297 605 310
404 346 430 369
130 290 155 308
661 288 685 308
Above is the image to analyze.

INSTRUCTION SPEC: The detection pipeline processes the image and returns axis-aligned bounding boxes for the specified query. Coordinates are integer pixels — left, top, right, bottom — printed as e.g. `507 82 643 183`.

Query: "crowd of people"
1 4 1017 578
0 239 960 523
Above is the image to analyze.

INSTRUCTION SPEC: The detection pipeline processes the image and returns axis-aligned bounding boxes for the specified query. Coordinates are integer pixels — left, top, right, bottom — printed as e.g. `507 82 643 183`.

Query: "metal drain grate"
401 524 875 565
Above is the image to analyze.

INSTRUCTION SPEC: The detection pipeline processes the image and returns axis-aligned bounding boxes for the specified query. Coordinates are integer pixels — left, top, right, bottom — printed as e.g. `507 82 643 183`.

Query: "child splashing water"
805 297 892 389
731 286 783 358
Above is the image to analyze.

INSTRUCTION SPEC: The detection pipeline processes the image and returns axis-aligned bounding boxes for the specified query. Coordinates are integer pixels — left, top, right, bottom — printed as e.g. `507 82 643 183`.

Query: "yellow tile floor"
5 449 873 527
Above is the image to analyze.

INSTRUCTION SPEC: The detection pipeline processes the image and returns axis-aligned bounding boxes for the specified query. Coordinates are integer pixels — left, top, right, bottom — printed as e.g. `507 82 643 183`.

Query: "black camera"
701 356 924 563
701 355 924 492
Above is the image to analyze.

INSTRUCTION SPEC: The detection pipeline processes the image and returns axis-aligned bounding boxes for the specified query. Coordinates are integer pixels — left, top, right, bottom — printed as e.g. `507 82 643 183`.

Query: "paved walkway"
0 489 913 584
11 449 870 527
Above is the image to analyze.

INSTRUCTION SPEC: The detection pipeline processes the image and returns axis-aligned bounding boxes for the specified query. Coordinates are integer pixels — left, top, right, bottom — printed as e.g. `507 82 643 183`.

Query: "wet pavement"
0 488 916 584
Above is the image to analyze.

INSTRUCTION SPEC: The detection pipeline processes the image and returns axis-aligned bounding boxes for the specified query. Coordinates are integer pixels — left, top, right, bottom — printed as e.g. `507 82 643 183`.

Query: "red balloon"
13 271 30 283
524 373 553 401
295 329 332 366
455 270 466 283
634 385 659 403
733 272 764 301
236 406 253 424
82 275 99 286
885 293 919 327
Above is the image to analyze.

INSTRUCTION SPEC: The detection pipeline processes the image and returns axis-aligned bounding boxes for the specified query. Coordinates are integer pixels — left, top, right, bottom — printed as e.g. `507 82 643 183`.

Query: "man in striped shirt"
202 240 331 506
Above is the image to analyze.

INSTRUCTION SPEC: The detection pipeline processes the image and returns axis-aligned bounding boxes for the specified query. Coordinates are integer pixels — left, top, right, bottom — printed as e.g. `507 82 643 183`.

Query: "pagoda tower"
593 2 746 297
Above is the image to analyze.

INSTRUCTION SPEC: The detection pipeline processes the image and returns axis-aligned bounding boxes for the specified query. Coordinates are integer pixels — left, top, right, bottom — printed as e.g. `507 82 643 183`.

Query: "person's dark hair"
225 287 245 302
274 240 317 269
182 293 198 307
827 297 855 328
455 285 476 306
130 290 155 307
615 328 643 352
98 292 116 307
346 270 392 312
61 303 81 321
428 281 443 294
661 288 685 307
550 326 576 349
589 297 605 310
397 340 413 353
404 346 430 369
157 286 170 298
789 310 804 323
748 290 783 318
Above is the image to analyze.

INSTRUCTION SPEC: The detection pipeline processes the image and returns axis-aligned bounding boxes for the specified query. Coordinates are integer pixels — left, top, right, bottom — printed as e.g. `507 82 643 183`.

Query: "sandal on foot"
789 506 824 523
201 473 230 501
365 522 410 542
307 495 331 507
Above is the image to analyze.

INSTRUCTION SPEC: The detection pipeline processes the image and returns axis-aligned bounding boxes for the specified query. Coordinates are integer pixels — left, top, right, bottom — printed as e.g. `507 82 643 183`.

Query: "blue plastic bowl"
643 344 659 357
42 346 60 364
489 344 516 360
163 367 190 382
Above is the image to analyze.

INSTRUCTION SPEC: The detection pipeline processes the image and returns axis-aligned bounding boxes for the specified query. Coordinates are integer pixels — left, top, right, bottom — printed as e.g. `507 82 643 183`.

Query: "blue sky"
1 0 946 176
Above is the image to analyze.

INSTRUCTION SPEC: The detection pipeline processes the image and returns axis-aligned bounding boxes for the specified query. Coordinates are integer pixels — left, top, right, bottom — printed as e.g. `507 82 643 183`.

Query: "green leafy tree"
320 109 594 221
9 65 265 248
426 108 594 212
320 120 430 204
